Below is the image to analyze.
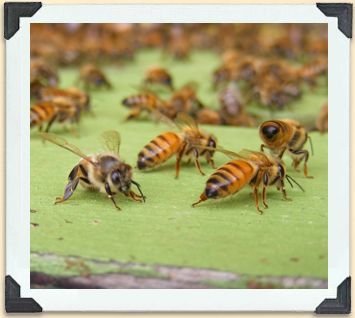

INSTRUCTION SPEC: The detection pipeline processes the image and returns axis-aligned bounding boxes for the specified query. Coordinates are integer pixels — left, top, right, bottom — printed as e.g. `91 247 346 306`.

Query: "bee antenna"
286 175 305 193
131 180 145 202
308 136 314 156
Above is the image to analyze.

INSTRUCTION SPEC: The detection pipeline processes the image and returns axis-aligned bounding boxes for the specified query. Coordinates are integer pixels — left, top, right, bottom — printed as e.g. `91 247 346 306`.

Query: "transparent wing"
194 145 242 159
145 106 180 130
175 112 200 133
238 149 272 165
37 132 99 167
99 130 121 154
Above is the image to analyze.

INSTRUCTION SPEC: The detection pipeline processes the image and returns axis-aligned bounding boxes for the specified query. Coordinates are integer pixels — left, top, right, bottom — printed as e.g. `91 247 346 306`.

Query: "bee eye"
261 125 279 140
162 77 171 84
209 139 216 148
111 171 120 183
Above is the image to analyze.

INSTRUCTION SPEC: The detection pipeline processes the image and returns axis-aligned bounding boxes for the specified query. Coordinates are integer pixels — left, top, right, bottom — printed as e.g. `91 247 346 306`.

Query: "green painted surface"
30 49 328 280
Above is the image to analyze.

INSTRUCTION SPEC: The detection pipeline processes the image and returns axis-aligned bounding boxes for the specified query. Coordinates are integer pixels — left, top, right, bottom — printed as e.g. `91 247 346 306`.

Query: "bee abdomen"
205 160 254 199
30 102 56 128
122 94 158 108
137 132 181 170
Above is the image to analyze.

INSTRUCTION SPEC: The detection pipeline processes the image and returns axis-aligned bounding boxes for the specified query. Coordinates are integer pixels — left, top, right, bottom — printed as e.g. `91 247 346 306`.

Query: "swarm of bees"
31 23 327 213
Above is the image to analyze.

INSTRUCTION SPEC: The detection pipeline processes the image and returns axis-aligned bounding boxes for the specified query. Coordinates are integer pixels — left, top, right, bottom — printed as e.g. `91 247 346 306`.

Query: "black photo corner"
4 1 352 313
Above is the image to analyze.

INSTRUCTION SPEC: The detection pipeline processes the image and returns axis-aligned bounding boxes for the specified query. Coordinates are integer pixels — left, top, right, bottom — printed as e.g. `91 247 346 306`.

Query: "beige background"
1 0 353 316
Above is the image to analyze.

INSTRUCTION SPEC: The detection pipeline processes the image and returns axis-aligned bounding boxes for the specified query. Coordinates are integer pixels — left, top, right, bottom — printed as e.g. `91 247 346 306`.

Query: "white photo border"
6 4 349 311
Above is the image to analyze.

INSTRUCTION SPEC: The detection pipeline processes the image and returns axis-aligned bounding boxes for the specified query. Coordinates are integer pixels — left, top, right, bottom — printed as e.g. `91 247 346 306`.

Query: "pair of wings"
196 145 274 166
37 130 121 168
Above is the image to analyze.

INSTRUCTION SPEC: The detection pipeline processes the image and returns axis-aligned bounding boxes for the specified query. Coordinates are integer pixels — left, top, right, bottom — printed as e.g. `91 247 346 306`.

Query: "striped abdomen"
137 132 182 170
30 101 57 128
122 94 162 109
204 159 256 199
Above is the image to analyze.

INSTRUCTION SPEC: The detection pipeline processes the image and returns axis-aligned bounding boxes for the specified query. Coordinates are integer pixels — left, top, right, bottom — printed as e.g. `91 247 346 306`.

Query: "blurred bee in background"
316 101 328 134
259 119 313 178
78 64 112 89
30 59 58 87
144 66 174 91
219 87 254 127
163 35 191 61
169 83 204 117
137 111 217 179
196 108 222 125
31 83 93 117
296 56 328 88
212 64 238 90
37 131 145 210
122 93 176 121
192 148 304 214
30 97 82 137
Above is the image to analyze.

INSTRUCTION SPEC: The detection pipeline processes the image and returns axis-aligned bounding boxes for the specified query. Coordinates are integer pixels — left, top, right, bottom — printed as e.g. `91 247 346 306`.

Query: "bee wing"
145 106 181 130
99 130 121 154
37 132 99 167
238 149 273 165
194 145 242 159
175 112 200 133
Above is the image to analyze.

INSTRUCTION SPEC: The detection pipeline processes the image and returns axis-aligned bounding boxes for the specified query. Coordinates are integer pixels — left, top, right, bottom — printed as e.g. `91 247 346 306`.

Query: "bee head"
162 77 171 85
111 164 133 194
260 122 280 142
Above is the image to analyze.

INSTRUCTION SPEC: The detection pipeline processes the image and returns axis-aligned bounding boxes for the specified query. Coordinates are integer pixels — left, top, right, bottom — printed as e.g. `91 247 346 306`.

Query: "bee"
30 59 58 86
122 93 176 121
164 36 191 60
35 86 92 116
316 102 328 134
169 84 204 117
144 66 174 91
296 56 328 87
219 88 254 127
30 98 81 137
259 119 313 178
137 112 217 179
192 148 304 214
78 64 112 89
196 108 222 125
37 131 145 210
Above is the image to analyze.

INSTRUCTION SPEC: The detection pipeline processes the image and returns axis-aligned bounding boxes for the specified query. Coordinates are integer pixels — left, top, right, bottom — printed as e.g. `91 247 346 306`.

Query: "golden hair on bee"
259 119 313 178
137 110 218 179
37 131 145 211
192 148 304 214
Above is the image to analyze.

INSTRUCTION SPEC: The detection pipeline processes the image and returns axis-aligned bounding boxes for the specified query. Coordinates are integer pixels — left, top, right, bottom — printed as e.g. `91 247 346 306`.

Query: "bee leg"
262 173 269 209
260 144 266 152
55 178 80 205
209 158 217 169
69 120 79 138
291 150 313 178
183 158 191 165
104 183 121 211
124 108 141 122
193 148 205 176
253 172 263 214
175 142 187 179
127 191 144 202
191 193 207 207
44 114 58 136
277 147 287 159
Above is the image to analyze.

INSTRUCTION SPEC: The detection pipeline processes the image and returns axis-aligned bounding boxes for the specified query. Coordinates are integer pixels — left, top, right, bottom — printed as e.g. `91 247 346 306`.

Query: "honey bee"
30 98 81 137
296 56 328 87
219 88 254 127
196 108 222 125
316 102 328 134
192 148 304 214
137 112 217 179
37 131 145 210
144 66 174 91
169 84 204 117
78 64 112 89
259 119 313 178
164 36 191 60
122 93 176 121
30 59 58 86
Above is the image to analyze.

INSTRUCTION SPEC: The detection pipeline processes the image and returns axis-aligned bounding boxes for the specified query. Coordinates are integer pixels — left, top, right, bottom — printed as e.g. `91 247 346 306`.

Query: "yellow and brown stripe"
30 101 57 128
204 159 255 199
137 132 182 170
122 94 161 109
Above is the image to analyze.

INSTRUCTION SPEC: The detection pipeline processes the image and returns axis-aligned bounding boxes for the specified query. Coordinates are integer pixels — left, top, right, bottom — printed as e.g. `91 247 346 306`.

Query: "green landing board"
30 49 328 280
